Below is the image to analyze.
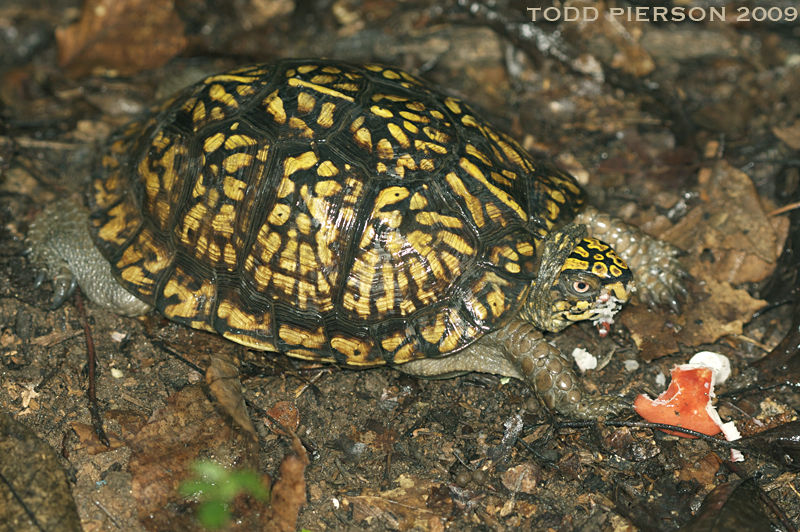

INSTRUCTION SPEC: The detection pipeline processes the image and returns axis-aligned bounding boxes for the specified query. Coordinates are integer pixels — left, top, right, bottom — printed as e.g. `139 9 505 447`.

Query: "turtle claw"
51 267 78 309
33 270 47 290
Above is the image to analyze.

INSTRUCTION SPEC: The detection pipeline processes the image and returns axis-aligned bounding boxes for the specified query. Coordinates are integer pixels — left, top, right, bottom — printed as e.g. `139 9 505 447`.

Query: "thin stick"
74 290 109 447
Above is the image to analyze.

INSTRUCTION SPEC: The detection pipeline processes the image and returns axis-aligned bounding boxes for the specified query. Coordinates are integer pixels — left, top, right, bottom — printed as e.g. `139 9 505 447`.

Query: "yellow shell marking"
264 91 286 124
592 262 609 277
192 100 206 123
353 127 372 150
209 84 238 108
376 138 393 160
287 78 355 101
267 204 291 226
387 123 410 148
414 211 462 228
371 106 393 118
288 117 314 137
310 74 336 84
460 158 526 221
317 160 339 177
444 97 462 114
317 102 336 128
223 153 252 175
284 151 318 176
212 204 236 234
445 172 484 228
279 324 326 349
204 132 226 153
423 127 450 144
331 336 377 365
224 135 257 149
204 74 257 84
466 145 492 166
511 243 531 258
163 277 215 319
572 245 589 258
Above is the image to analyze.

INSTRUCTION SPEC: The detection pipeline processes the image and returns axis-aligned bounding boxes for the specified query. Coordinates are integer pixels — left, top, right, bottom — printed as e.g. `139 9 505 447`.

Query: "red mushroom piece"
634 365 724 438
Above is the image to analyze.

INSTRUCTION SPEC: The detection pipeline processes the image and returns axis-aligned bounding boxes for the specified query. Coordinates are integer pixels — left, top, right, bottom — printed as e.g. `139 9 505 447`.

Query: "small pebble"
472 470 488 485
455 471 472 487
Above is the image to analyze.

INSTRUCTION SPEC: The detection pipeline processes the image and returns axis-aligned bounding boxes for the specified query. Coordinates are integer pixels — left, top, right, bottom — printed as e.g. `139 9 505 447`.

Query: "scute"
88 58 587 366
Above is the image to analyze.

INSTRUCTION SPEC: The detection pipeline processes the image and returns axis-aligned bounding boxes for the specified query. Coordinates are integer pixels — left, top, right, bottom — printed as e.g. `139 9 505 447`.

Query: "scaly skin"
575 206 688 310
26 200 152 317
400 320 631 419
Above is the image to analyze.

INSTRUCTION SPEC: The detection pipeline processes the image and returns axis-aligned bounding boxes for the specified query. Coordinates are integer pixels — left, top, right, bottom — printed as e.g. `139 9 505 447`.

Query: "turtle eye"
573 281 590 293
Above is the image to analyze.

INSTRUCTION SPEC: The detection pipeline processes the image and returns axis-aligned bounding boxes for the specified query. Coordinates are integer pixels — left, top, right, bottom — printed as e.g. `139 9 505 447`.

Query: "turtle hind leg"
26 199 152 317
398 320 631 420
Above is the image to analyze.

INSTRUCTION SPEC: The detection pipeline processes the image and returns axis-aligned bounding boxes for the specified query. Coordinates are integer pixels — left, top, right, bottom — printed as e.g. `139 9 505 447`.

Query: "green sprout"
179 461 269 529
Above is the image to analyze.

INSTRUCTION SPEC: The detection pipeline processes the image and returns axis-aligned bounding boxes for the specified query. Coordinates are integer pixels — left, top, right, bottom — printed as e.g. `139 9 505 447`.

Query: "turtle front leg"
26 199 153 317
575 206 688 310
399 320 630 419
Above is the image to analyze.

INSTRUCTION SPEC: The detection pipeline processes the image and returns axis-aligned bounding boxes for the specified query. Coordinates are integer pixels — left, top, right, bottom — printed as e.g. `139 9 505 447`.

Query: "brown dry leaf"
128 384 259 531
351 418 400 453
104 409 148 441
348 475 449 531
663 161 784 280
622 276 766 361
255 434 309 532
0 412 83 532
70 422 125 455
265 401 300 436
206 356 257 437
621 161 774 360
773 120 800 150
56 0 187 77
501 463 540 494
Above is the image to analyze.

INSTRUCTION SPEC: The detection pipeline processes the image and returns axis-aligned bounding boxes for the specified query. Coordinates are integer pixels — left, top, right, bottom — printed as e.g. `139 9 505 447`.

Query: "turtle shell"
88 58 586 366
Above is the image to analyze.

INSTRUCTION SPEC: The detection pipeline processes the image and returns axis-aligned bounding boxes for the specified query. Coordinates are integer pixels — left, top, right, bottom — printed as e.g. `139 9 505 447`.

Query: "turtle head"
521 224 635 335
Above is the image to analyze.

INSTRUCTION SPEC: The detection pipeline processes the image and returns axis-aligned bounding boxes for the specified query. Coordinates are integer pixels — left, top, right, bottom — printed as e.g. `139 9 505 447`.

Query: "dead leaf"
56 0 187 77
255 434 309 532
128 384 259 531
70 422 125 454
773 120 800 150
622 277 766 361
348 477 449 531
0 412 83 532
206 356 257 437
622 161 773 360
501 463 540 494
676 452 723 486
663 161 782 271
265 401 300 436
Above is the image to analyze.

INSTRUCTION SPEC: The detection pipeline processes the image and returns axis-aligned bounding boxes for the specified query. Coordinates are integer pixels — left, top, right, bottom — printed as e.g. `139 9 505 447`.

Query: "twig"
769 201 800 217
74 290 109 447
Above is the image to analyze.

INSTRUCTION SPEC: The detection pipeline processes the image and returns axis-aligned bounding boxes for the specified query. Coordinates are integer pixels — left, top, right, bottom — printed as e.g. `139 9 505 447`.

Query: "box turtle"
27 58 685 419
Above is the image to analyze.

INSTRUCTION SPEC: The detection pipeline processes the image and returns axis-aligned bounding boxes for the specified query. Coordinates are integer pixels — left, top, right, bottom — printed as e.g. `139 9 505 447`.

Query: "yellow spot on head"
592 262 609 277
562 258 590 272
